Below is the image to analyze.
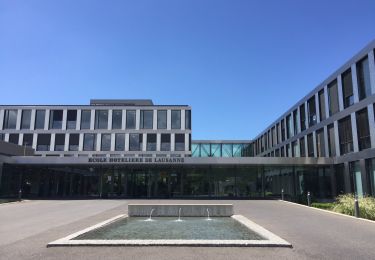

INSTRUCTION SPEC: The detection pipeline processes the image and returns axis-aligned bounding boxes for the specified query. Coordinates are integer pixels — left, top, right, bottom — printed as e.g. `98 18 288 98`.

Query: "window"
140 110 153 129
54 134 65 151
115 133 125 151
101 134 111 151
175 134 185 151
66 110 77 129
157 110 167 129
356 108 371 151
126 110 136 129
307 97 316 127
357 57 372 101
307 133 314 157
83 133 96 151
316 129 325 157
342 69 354 108
80 110 91 129
292 141 298 157
112 110 122 129
327 124 336 157
349 161 363 197
3 109 17 129
286 115 293 139
9 134 19 145
318 90 326 121
35 110 45 129
37 134 51 151
286 143 291 157
281 120 285 142
95 110 108 129
69 134 79 151
276 123 280 143
129 133 142 151
185 110 191 129
328 80 339 116
280 146 285 157
161 134 170 151
21 110 31 129
23 134 33 147
300 104 306 131
338 116 353 155
0 134 4 141
293 110 298 134
211 144 222 157
49 110 63 129
171 110 181 129
146 134 156 151
300 137 306 157
366 158 375 196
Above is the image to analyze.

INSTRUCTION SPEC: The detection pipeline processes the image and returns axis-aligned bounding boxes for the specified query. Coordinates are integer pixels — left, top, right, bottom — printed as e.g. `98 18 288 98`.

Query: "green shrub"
311 202 334 210
332 194 375 220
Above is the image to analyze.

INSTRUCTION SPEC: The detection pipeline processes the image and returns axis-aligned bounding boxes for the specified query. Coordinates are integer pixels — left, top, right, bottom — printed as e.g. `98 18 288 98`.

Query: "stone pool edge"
47 214 292 248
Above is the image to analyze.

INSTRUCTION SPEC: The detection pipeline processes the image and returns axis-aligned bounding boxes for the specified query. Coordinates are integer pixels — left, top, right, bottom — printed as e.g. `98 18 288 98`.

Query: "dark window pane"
112 110 122 129
9 134 19 145
35 110 45 129
281 120 285 142
95 110 108 129
67 110 77 129
49 110 63 129
357 57 372 101
22 134 33 147
328 80 339 116
300 137 306 157
327 124 336 157
69 134 79 151
140 110 153 129
147 134 156 151
83 134 96 151
307 133 314 157
101 134 111 151
3 109 17 129
356 108 371 151
185 110 191 129
157 110 167 129
338 116 353 155
37 134 51 151
129 133 142 151
171 110 181 129
318 90 326 121
316 129 325 157
80 110 91 129
307 97 317 127
293 110 298 134
55 134 65 151
175 133 185 151
115 133 125 151
161 134 170 151
126 110 136 129
286 115 293 139
342 69 354 108
21 110 31 129
300 104 306 131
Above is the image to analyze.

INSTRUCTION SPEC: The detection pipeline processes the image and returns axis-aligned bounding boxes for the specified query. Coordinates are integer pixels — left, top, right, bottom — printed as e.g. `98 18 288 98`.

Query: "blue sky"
1 0 374 140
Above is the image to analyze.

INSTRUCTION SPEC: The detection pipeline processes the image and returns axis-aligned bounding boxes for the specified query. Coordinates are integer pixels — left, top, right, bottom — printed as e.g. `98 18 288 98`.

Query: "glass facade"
175 134 185 151
112 110 122 129
54 134 65 151
66 110 77 129
22 134 33 147
69 134 79 151
9 134 19 145
328 80 339 116
49 110 63 129
3 109 17 129
171 110 181 129
146 134 156 151
185 110 191 130
192 143 252 157
95 110 108 129
115 133 125 151
356 108 371 151
318 90 326 121
140 110 153 129
83 133 96 151
37 134 51 151
157 110 167 129
80 110 91 129
126 110 136 129
21 110 31 130
338 116 353 155
129 133 142 151
161 134 170 151
307 96 317 127
356 57 372 101
35 110 45 129
342 69 354 108
101 134 111 151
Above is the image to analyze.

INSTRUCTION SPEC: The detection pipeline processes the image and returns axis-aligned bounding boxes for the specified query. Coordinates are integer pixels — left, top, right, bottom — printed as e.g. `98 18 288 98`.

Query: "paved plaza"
0 199 374 260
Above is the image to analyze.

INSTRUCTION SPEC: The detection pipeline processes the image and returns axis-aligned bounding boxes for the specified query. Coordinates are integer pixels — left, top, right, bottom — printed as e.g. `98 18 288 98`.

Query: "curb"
278 200 375 224
0 200 30 206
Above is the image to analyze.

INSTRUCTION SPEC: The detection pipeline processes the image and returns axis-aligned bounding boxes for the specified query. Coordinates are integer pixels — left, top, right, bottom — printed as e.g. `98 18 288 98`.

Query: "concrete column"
76 109 81 130
368 50 375 95
323 125 329 157
122 109 126 130
315 93 320 123
125 133 129 151
16 109 22 130
171 133 175 152
156 133 161 151
19 133 23 146
108 110 112 130
0 110 4 130
50 134 55 151
337 75 344 111
334 120 341 156
313 131 317 157
4 134 9 142
90 109 95 130
153 109 157 130
351 63 360 104
30 109 36 130
167 110 171 130
64 133 69 152
181 110 186 130
368 104 375 148
185 133 189 152
110 133 115 151
78 133 84 151
44 109 49 130
32 133 37 149
324 85 330 119
351 112 359 152
96 133 101 151
142 133 147 151
62 109 67 130
135 110 140 130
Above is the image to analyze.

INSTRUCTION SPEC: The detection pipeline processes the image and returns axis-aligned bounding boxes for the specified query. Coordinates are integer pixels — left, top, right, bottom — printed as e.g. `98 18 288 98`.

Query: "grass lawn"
0 199 18 204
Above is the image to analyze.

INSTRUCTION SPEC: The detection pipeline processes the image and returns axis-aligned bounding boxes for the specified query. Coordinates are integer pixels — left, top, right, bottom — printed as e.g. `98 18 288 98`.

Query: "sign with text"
88 157 185 164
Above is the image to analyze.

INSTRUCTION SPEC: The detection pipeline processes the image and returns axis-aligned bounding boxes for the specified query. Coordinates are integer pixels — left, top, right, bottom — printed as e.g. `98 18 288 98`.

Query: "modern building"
0 40 374 200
